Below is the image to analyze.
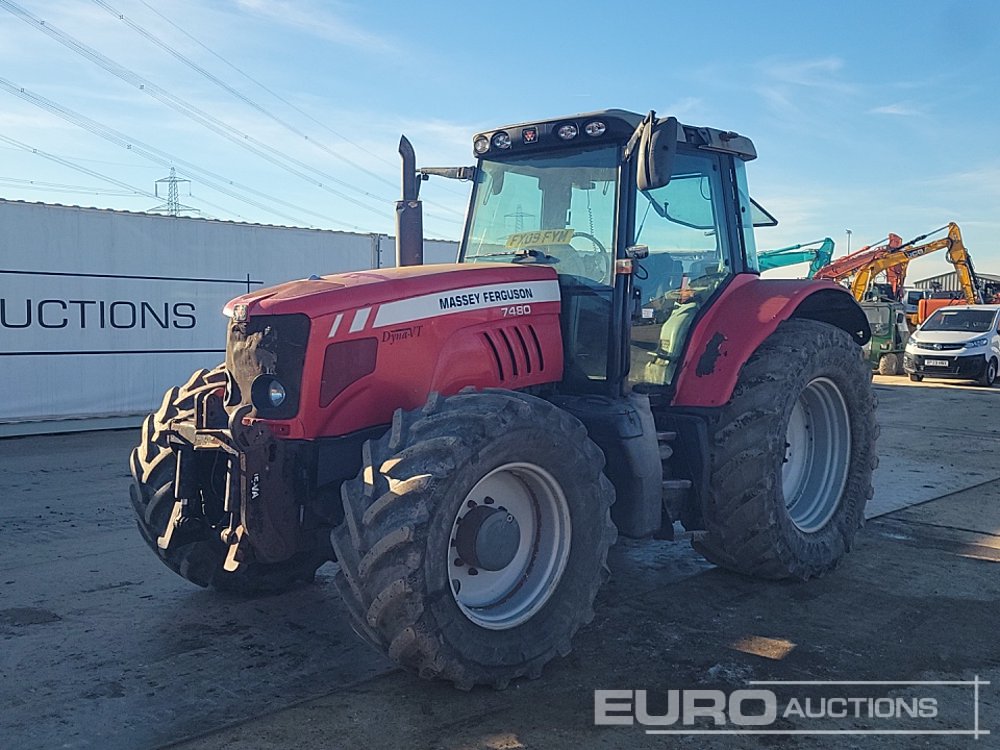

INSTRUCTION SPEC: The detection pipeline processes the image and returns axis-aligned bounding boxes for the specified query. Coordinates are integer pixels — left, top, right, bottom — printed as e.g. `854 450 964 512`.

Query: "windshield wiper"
467 248 560 264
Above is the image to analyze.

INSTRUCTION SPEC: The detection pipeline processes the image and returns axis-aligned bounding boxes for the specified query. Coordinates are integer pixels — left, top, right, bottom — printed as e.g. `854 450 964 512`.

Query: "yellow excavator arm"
943 224 980 304
849 222 981 304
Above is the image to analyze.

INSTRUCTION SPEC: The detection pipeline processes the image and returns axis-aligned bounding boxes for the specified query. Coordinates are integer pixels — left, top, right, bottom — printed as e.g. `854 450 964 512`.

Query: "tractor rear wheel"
129 366 327 592
332 389 617 689
693 319 877 580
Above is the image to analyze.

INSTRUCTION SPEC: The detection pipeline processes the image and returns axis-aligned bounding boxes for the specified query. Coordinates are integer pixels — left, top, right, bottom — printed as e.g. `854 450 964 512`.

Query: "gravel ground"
1 375 998 749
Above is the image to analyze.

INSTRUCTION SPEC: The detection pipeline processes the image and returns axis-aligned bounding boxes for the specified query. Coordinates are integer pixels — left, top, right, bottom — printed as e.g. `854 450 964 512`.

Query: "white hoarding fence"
0 200 458 434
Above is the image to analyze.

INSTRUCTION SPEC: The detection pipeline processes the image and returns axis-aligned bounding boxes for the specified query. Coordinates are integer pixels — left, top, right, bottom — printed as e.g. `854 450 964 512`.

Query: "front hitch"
160 390 308 571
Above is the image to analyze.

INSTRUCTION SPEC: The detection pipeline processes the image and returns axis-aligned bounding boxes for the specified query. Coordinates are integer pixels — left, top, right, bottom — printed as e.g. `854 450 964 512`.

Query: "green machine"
861 299 909 375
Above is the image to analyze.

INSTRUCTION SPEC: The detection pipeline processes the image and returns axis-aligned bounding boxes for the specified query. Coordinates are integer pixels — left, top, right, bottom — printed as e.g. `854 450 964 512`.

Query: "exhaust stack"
395 135 424 267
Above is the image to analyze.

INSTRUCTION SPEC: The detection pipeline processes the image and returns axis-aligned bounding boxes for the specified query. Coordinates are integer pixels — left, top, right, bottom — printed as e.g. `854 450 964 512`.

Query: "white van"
903 305 1000 387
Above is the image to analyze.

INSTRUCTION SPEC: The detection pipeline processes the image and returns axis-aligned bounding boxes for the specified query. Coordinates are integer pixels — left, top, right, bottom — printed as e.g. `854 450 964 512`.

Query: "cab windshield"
921 308 996 333
863 305 891 336
462 144 618 286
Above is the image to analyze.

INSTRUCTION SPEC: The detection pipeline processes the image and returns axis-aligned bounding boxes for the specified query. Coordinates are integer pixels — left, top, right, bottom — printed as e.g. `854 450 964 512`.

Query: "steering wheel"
569 232 612 283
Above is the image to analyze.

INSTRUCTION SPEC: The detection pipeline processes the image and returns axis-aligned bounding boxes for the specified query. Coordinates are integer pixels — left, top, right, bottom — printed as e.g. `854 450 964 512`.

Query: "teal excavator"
758 237 835 277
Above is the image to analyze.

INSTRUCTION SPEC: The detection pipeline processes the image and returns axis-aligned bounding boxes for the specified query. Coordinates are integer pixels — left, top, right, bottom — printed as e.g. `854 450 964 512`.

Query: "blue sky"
2 0 999 280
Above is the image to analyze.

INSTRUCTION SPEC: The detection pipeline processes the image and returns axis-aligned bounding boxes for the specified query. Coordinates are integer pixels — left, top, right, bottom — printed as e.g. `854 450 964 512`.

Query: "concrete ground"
1 375 998 749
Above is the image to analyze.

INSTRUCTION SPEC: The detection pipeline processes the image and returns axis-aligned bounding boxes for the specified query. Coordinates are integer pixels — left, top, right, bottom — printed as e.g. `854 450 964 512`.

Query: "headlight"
267 380 286 407
492 131 512 149
251 375 286 410
473 136 490 154
966 337 989 348
584 120 606 137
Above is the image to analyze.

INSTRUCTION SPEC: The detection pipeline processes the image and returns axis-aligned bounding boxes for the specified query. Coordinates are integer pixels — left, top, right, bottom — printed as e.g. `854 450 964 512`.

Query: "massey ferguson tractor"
129 109 877 689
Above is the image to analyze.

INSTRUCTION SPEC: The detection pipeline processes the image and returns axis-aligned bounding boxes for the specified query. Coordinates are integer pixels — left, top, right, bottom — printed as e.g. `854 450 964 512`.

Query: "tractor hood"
223 262 559 320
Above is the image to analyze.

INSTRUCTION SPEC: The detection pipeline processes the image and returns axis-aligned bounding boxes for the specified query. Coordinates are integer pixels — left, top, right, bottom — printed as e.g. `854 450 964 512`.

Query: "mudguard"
671 276 870 407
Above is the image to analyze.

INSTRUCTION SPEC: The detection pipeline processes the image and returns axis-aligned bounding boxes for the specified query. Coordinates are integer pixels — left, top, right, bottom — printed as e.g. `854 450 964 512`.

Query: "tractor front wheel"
129 366 328 592
332 389 617 689
694 319 878 580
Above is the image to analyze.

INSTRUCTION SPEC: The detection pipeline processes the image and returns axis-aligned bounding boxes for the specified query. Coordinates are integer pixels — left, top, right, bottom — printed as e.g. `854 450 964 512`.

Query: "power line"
0 133 158 198
0 176 141 196
0 0 404 221
88 0 468 224
1 134 279 224
0 143 162 169
135 0 402 172
127 0 469 209
188 193 249 223
0 77 358 229
93 0 402 191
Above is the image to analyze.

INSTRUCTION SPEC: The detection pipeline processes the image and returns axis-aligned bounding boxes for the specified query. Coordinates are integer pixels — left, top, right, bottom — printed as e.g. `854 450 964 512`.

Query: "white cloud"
752 56 859 133
232 0 396 54
758 56 854 93
870 103 921 116
664 97 706 120
918 165 1000 202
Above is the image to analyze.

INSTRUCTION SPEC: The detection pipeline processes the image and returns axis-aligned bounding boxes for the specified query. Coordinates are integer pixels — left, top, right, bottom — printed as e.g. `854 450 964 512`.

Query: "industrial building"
912 270 1000 293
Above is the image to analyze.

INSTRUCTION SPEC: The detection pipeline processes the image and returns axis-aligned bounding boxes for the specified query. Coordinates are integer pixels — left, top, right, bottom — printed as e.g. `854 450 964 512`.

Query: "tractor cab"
457 110 770 395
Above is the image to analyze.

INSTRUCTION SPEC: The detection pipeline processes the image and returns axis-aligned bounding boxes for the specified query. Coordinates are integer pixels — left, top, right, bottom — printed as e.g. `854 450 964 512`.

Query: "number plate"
506 229 574 248
924 359 949 367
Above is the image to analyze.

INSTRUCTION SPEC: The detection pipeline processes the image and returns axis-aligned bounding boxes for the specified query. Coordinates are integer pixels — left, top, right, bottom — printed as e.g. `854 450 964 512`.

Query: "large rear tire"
693 319 878 580
129 366 327 592
332 389 617 689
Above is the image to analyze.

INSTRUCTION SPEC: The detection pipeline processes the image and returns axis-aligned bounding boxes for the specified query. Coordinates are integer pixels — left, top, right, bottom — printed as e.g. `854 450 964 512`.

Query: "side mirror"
637 115 678 192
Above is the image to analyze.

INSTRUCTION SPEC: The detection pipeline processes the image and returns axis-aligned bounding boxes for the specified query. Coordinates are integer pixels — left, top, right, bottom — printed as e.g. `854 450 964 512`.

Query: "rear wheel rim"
448 462 571 630
782 377 852 533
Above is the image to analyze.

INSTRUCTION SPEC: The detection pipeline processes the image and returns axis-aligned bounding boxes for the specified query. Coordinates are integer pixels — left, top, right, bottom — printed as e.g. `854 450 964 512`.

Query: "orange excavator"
814 233 904 297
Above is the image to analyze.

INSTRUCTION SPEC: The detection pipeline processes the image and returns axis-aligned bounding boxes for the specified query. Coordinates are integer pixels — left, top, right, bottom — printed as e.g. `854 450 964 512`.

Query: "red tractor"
130 110 877 689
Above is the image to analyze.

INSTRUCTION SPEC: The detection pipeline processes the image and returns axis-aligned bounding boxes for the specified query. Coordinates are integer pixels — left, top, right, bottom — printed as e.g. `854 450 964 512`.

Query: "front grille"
226 313 310 419
906 353 984 377
915 342 964 351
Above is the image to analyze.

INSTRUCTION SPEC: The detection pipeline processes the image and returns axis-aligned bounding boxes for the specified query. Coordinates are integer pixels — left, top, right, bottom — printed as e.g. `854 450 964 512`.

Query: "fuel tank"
223 263 565 439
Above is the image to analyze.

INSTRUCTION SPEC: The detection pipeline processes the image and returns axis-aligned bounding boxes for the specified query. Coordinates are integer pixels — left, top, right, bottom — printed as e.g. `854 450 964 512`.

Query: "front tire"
976 357 997 387
693 319 878 580
129 366 327 592
331 389 617 689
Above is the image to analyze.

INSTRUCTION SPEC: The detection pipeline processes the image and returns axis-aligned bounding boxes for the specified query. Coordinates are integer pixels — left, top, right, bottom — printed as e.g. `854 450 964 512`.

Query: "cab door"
627 149 740 388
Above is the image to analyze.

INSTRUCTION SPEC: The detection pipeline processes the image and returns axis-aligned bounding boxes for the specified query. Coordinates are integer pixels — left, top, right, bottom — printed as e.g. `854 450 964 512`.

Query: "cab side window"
629 151 735 387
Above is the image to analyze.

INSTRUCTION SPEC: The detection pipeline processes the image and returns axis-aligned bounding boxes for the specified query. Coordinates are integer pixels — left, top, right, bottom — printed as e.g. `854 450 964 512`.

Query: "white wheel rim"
447 462 571 630
782 377 852 533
